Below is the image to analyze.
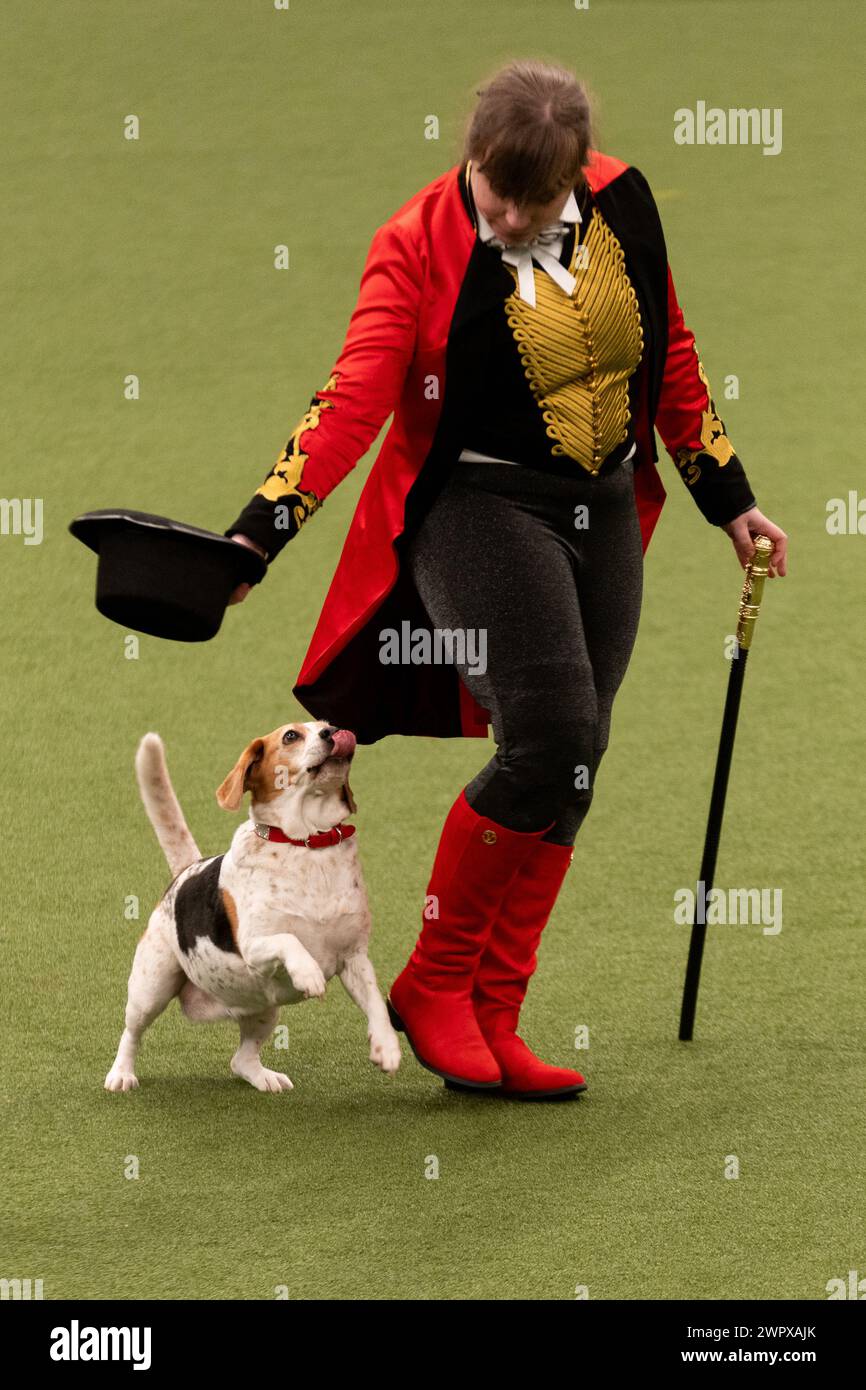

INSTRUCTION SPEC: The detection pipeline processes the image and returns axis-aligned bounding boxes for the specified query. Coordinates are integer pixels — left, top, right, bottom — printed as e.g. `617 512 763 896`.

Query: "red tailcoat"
232 152 754 743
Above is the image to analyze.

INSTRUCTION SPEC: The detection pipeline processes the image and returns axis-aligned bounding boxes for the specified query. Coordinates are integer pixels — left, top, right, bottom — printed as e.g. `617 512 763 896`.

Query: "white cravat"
476 189 582 308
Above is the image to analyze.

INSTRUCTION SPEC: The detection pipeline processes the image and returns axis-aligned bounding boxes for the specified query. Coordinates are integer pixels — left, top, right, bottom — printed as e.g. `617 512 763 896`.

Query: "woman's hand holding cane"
722 505 788 577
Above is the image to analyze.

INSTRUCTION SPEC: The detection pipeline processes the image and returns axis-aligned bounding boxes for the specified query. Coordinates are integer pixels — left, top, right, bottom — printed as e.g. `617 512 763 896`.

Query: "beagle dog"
105 722 401 1094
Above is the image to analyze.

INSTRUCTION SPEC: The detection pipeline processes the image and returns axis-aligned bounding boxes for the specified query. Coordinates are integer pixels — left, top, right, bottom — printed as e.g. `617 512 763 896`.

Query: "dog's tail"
135 733 201 877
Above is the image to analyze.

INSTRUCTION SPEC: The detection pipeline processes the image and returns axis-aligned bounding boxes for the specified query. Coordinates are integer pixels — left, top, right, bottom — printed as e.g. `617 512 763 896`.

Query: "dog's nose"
320 726 337 742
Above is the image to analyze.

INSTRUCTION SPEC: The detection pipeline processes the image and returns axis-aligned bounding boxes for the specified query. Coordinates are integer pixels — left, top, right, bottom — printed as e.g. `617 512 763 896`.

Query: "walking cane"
678 534 774 1041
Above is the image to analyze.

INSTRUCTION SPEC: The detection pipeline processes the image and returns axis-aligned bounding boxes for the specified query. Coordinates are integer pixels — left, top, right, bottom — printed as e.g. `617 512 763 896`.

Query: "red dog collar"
253 822 356 848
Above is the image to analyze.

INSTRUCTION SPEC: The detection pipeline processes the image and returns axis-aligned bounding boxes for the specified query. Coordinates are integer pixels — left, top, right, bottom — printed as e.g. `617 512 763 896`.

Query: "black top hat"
69 509 268 642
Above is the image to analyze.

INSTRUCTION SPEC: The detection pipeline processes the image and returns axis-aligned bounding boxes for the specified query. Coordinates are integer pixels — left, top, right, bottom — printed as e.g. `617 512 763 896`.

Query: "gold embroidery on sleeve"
674 348 735 485
256 372 340 522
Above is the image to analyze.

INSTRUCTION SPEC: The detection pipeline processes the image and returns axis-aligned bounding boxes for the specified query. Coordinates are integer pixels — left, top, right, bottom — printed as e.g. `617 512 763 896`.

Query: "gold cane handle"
736 534 773 651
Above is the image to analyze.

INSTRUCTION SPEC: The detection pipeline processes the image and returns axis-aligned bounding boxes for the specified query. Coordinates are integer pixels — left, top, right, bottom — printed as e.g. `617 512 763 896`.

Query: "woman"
224 60 788 1100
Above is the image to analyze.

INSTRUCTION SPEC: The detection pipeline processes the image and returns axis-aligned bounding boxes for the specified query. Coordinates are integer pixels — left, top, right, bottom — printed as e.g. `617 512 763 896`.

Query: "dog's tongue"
331 728 356 758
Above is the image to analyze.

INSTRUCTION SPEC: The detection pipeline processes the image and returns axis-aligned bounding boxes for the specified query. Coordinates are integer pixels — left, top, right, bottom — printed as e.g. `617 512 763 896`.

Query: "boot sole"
386 998 502 1090
444 1078 587 1101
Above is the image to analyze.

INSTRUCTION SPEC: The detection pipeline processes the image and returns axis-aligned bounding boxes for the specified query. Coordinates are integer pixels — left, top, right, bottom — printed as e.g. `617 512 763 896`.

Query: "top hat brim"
69 508 268 643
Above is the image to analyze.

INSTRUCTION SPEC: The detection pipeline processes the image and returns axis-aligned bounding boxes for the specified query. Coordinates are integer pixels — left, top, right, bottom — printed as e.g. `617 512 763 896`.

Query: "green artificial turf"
1 0 863 1300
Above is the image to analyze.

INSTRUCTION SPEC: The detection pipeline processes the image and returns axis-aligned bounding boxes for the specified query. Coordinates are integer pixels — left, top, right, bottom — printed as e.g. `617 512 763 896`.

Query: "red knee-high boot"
387 789 555 1088
469 838 587 1098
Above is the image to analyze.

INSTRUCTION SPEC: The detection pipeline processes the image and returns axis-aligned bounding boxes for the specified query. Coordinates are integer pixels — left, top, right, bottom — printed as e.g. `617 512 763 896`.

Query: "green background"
2 0 863 1300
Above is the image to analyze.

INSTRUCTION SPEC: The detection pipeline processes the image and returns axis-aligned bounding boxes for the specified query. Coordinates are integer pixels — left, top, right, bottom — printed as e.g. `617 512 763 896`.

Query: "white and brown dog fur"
105 721 401 1093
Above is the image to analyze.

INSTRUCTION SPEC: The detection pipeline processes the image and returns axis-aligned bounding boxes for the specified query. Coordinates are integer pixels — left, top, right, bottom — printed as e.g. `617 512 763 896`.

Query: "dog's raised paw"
369 1029 402 1074
104 1067 140 1093
292 963 327 1000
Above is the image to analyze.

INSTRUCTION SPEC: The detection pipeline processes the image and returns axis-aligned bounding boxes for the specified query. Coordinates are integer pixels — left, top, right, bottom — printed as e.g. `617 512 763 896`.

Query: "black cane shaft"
677 533 772 1043
678 650 749 1041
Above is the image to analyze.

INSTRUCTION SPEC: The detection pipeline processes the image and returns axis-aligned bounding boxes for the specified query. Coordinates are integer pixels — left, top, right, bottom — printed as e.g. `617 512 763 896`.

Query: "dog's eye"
281 730 299 744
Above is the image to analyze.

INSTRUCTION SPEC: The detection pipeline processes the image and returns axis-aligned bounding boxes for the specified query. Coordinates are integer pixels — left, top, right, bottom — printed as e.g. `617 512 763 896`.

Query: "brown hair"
462 59 595 206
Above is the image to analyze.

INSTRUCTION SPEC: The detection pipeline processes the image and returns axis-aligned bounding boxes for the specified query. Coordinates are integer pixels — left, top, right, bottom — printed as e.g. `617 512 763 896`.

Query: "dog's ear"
340 778 357 815
216 738 265 811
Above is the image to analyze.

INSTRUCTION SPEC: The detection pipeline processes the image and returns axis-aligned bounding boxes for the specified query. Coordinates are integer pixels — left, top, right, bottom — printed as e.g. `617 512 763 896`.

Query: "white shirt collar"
476 188 581 246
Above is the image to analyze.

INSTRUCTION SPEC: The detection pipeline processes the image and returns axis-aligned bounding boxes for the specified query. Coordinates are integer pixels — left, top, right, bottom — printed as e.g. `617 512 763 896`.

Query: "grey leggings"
403 457 644 846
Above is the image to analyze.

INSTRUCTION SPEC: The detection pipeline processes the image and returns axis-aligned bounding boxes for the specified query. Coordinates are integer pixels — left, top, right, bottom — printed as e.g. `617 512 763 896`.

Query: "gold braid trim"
503 210 644 474
674 347 735 485
256 372 340 527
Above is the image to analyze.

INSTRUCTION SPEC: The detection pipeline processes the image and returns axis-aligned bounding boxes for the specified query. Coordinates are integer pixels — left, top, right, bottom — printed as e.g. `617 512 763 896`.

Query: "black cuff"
224 495 303 567
679 451 757 526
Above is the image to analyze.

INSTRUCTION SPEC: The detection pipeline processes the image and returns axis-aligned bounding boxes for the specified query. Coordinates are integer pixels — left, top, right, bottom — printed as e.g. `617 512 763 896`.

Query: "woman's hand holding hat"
69 510 269 641
228 534 268 604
